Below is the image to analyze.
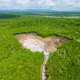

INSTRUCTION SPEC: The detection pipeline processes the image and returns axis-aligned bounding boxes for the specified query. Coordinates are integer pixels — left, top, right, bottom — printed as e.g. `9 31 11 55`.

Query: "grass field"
0 13 80 80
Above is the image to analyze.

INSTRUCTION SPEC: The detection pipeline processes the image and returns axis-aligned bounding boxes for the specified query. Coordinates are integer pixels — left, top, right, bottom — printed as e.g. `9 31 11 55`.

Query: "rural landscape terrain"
0 11 80 80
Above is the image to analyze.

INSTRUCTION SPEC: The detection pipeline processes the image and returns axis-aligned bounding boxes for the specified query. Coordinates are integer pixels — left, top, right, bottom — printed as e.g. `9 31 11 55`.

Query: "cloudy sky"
0 0 80 11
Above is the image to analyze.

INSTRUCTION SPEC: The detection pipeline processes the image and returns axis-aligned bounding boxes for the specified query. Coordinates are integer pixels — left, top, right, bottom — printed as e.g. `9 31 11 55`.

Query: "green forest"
0 13 80 80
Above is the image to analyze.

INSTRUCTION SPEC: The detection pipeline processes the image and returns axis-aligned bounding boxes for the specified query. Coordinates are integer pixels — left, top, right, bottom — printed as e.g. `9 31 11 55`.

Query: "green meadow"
0 13 80 80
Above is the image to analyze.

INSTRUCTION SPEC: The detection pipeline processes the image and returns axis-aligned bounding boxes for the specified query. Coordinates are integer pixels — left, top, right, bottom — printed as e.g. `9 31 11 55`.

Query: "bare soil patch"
15 33 68 55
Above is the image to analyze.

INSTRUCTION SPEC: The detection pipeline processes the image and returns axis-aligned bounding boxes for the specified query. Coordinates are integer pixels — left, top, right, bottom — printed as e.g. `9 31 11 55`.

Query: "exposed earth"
15 32 68 80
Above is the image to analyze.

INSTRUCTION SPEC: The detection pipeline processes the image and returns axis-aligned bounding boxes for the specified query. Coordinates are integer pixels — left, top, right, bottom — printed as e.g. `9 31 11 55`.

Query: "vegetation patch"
0 13 80 80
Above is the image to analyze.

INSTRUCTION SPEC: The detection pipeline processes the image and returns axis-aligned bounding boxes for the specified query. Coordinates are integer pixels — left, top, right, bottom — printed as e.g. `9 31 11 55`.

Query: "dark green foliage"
46 41 80 80
0 13 20 19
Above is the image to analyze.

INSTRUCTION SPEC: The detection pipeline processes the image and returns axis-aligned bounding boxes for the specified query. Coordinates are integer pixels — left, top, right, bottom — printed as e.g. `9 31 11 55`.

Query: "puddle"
15 32 68 80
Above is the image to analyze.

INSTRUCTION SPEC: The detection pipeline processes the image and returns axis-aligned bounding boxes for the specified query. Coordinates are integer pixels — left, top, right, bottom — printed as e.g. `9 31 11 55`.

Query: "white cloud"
0 0 30 9
38 0 55 9
16 0 29 5
51 0 80 11
62 0 80 8
73 1 80 9
0 0 80 11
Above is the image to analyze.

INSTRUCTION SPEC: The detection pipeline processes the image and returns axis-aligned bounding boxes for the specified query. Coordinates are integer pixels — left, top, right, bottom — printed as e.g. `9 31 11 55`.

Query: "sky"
0 0 80 11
